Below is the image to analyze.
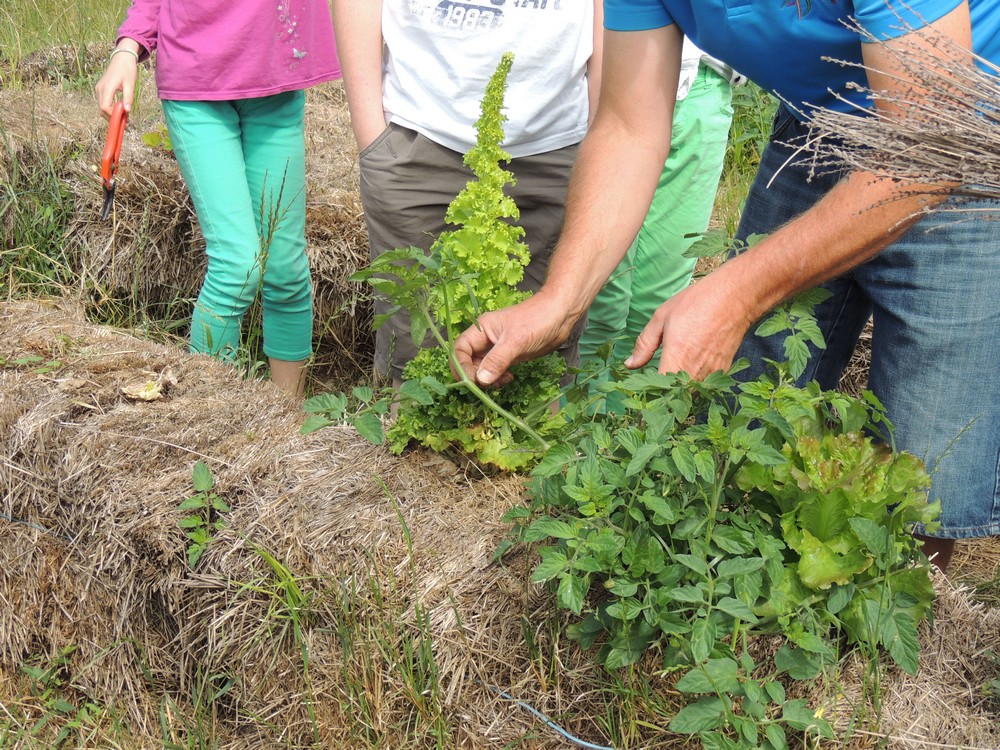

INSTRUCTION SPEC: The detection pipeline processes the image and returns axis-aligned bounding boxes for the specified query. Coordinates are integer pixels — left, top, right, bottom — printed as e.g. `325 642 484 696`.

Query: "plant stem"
428 293 552 453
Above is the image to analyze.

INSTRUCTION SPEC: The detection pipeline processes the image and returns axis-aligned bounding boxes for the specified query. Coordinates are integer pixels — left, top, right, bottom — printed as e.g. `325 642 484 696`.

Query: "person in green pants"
94 0 341 397
578 39 735 411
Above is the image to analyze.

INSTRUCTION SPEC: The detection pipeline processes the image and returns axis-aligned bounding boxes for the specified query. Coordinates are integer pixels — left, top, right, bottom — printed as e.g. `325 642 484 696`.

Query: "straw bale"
4 43 108 86
65 127 205 302
0 299 305 736
303 81 372 367
2 299 998 749
0 86 104 148
880 574 1000 748
0 300 680 746
0 299 565 746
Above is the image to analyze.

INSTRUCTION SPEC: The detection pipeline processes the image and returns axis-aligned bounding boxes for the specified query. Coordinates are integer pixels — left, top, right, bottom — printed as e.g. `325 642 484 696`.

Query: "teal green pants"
579 65 733 386
162 91 313 362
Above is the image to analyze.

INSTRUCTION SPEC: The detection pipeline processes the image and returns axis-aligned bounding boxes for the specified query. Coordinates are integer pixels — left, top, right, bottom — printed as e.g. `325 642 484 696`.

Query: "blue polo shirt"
604 0 999 117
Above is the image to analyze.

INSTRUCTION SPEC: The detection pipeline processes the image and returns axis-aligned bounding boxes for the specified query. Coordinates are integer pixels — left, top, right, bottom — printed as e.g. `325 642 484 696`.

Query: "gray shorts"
359 123 584 380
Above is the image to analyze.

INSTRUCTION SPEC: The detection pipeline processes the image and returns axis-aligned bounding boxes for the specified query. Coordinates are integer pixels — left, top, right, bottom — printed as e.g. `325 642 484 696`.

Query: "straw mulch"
0 298 614 749
837 317 873 398
1 299 998 749
0 71 372 380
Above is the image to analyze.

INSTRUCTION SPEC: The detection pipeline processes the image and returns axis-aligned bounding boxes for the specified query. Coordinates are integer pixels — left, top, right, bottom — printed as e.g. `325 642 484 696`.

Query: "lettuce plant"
305 53 566 470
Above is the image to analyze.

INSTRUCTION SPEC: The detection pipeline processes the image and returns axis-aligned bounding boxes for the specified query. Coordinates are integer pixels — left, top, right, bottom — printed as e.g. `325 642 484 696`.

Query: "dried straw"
838 317 873 398
1 300 998 749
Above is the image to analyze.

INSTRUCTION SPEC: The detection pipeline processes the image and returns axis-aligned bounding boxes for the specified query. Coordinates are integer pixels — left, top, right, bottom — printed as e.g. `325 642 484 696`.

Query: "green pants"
163 91 313 362
579 64 733 383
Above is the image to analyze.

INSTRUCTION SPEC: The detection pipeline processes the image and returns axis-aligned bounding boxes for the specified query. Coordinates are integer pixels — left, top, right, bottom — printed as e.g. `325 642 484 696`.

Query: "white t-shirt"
381 0 593 158
678 38 733 101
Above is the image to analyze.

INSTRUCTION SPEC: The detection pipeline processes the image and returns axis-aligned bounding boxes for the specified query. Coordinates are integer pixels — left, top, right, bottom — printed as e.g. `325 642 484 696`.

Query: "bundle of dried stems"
799 22 1000 208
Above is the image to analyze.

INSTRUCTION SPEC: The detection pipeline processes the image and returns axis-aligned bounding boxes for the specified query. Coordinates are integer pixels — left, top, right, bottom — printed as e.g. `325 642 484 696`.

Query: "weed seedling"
16 645 116 748
177 460 229 568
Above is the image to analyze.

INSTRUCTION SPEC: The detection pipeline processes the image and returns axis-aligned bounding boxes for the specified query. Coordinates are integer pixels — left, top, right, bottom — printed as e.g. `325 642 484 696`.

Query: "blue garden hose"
483 682 615 750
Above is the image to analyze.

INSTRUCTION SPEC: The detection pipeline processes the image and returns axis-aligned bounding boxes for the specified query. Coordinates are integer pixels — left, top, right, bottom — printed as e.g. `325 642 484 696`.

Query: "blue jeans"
163 91 313 362
735 105 1000 539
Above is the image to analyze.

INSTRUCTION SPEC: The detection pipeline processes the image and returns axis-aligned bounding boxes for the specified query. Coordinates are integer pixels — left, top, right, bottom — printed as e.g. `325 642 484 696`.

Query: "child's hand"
95 41 142 120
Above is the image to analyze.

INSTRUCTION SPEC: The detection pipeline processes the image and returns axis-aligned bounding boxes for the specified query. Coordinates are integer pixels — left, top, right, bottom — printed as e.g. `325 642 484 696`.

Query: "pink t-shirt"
118 0 341 101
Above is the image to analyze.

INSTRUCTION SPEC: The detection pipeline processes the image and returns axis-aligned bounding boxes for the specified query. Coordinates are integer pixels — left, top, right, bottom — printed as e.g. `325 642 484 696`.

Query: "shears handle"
101 101 128 190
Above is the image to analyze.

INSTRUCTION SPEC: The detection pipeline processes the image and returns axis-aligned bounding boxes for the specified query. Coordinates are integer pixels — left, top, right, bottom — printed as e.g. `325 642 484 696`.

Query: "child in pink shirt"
95 0 341 396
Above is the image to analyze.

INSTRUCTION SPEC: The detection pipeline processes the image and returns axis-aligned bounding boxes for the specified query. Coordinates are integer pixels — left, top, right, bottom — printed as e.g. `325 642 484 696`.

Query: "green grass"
0 0 129 63
0 133 78 299
713 82 778 238
1 646 132 749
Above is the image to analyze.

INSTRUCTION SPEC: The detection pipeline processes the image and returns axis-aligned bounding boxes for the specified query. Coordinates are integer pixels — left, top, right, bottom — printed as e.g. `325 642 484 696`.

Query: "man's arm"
587 0 604 124
625 1 974 378
331 0 386 151
455 24 684 386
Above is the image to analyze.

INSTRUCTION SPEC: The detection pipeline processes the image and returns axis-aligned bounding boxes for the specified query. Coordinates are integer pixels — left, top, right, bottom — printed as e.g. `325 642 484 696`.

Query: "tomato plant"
506 362 939 746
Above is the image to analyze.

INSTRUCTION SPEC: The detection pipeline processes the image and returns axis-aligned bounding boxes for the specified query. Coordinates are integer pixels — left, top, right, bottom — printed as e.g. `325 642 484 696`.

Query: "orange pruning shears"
100 101 128 220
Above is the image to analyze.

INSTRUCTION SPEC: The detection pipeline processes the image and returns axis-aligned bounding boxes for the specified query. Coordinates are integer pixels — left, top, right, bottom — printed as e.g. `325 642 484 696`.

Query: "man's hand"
626 264 755 378
453 291 579 386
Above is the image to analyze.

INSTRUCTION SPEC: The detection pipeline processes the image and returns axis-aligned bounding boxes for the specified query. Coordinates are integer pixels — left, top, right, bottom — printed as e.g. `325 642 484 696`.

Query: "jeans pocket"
769 104 800 142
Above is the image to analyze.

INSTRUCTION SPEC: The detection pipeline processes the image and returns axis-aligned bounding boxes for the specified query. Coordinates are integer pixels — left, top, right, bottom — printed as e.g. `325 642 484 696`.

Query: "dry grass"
799 23 1000 207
